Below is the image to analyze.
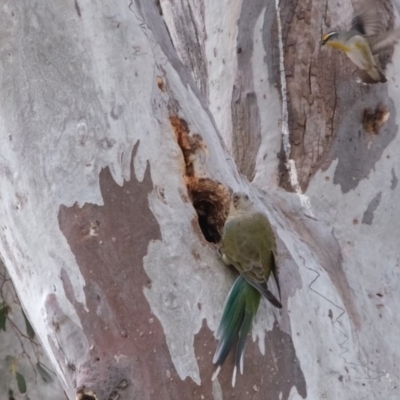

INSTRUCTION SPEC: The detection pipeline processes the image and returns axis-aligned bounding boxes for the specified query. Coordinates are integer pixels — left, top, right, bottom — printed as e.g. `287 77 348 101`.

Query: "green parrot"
212 192 282 386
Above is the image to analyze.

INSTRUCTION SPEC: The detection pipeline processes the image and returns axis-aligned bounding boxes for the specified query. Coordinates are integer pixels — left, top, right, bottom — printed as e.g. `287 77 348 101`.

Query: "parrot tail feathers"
212 276 261 385
212 276 246 371
232 305 255 387
212 318 241 368
215 276 243 340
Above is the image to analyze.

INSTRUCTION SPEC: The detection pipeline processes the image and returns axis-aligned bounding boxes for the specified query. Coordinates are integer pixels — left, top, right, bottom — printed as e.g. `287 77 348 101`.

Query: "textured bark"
277 0 396 192
1 0 400 400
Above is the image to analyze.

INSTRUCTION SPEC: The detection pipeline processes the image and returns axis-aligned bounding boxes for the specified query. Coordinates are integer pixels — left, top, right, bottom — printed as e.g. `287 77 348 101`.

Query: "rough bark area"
159 0 209 98
278 0 396 192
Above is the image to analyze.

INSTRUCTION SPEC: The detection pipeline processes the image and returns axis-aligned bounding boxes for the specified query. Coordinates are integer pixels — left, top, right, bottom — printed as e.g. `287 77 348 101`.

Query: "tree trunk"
1 0 399 399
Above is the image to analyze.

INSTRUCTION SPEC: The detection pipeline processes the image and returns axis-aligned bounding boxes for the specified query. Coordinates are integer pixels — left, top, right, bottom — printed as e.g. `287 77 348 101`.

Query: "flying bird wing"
368 27 400 54
351 1 385 36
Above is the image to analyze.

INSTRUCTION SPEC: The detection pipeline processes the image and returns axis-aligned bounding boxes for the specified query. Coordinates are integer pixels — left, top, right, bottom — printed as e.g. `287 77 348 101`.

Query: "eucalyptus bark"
1 1 399 400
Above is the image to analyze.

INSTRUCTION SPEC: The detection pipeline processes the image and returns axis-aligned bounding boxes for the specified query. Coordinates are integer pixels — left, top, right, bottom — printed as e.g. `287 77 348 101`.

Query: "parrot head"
231 192 253 212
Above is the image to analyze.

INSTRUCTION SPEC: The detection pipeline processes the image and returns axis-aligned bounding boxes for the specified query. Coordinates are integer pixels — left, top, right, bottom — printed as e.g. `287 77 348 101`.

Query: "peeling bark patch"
194 321 306 399
362 192 382 225
58 147 219 398
363 105 390 135
170 116 230 242
58 147 210 398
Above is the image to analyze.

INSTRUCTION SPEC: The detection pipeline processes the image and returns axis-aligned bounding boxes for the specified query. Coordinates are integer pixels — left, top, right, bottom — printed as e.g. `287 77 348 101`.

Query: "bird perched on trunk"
321 0 400 83
212 192 281 386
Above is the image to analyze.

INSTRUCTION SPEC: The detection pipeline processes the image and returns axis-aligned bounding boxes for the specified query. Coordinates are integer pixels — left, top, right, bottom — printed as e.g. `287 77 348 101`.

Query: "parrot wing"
222 214 282 308
243 249 282 308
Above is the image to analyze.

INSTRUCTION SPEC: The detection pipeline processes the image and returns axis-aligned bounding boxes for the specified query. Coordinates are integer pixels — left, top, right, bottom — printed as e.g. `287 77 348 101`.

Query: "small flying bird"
322 0 400 83
212 192 282 387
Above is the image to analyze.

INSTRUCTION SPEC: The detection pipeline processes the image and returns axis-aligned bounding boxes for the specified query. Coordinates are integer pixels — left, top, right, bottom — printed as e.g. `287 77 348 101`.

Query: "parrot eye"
232 193 243 208
244 194 249 200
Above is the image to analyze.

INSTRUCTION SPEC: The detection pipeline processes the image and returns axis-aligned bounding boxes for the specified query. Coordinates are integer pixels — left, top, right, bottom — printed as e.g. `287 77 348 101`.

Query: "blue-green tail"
212 276 261 387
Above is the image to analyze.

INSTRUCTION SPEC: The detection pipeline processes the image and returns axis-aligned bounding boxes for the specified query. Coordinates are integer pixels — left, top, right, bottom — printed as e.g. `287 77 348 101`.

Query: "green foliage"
22 310 35 339
0 301 9 331
6 356 28 394
15 372 27 394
